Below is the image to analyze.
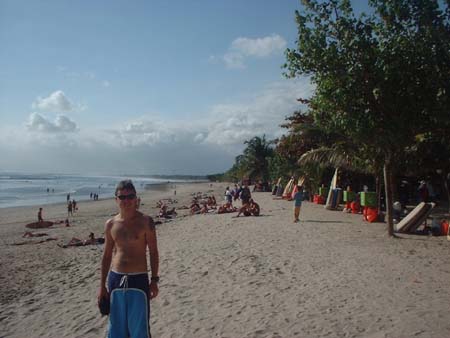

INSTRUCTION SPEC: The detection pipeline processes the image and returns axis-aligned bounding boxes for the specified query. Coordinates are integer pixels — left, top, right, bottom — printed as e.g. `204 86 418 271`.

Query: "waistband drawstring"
120 274 129 290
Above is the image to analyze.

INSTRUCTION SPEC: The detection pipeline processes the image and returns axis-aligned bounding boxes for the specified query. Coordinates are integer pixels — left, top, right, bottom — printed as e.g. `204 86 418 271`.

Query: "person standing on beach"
225 187 233 205
67 201 73 217
98 179 159 338
72 199 77 213
38 208 43 222
293 185 303 223
240 183 251 206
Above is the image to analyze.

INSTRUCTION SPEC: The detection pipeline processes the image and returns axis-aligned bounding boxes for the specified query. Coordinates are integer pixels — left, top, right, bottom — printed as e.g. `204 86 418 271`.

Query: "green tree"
285 0 450 235
241 135 275 182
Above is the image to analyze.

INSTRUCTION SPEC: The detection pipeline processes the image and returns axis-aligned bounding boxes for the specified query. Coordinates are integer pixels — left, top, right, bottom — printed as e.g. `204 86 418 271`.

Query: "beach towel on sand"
108 271 151 338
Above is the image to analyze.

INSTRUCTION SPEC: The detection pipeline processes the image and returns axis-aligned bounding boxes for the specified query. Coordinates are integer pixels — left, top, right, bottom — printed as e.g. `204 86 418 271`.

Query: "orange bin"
365 207 378 223
350 201 360 214
441 220 449 236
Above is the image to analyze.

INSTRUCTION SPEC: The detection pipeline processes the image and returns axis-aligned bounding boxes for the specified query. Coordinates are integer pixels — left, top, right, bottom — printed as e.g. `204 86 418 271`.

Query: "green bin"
343 191 356 202
319 187 329 197
360 192 377 207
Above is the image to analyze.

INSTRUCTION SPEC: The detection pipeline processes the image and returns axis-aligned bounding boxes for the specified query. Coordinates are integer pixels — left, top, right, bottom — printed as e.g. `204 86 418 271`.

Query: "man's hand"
149 282 159 299
97 285 109 304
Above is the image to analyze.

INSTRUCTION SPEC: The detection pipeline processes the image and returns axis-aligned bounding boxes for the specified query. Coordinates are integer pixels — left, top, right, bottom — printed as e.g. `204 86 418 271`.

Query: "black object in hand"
99 296 110 316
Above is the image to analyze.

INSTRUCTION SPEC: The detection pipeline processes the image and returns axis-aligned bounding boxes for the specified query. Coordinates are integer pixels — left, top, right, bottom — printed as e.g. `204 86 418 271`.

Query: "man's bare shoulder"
105 217 115 229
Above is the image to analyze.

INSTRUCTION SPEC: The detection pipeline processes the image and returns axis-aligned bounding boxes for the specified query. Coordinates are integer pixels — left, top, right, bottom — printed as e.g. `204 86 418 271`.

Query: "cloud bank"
26 113 78 133
1 79 312 174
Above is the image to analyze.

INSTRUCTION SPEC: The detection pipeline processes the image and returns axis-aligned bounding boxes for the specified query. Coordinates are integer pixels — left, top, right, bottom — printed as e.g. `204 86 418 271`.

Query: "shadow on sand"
302 219 347 224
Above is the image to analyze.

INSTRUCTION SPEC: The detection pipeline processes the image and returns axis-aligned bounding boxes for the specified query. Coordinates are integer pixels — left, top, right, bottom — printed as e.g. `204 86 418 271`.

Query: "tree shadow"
302 219 347 224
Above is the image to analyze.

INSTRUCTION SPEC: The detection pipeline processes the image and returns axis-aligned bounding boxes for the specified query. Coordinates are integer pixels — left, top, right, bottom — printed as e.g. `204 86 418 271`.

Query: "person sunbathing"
159 205 177 218
190 201 201 214
217 202 238 214
236 204 252 217
13 237 57 245
249 199 260 216
23 231 48 238
207 196 217 208
58 232 105 248
200 203 209 214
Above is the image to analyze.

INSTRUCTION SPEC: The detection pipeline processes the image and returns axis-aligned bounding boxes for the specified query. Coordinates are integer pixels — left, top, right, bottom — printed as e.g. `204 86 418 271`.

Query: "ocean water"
0 172 201 208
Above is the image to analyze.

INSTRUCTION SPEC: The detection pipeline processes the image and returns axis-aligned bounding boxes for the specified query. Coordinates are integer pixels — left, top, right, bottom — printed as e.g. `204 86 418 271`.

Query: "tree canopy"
284 0 450 234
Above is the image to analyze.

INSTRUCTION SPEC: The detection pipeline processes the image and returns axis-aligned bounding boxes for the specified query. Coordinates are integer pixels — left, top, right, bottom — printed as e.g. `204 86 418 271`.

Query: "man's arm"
98 219 114 301
146 216 159 299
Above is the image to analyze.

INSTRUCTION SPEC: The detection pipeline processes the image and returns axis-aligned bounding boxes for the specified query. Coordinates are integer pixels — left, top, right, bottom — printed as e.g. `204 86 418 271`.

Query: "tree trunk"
444 174 450 214
384 159 394 236
376 174 382 213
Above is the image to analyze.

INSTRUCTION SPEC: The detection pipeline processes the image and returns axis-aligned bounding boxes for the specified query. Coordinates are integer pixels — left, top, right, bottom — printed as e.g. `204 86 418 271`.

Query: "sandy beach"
1 182 449 338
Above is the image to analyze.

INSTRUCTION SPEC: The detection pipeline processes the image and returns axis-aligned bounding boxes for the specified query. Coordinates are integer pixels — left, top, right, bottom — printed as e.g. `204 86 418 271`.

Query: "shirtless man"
98 180 159 338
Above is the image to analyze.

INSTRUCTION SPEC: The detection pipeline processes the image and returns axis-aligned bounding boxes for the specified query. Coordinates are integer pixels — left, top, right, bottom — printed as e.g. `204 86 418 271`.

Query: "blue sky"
0 0 369 175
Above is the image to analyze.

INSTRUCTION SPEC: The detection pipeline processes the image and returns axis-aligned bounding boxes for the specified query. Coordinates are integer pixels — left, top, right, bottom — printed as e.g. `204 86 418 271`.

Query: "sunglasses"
116 194 137 201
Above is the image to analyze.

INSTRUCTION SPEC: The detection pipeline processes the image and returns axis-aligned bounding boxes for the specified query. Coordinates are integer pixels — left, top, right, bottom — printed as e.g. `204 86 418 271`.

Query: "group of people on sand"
90 192 100 200
156 198 178 219
221 183 262 217
159 204 177 218
189 194 217 214
224 183 252 205
67 199 77 217
29 179 274 338
236 198 260 217
37 207 71 227
217 201 238 214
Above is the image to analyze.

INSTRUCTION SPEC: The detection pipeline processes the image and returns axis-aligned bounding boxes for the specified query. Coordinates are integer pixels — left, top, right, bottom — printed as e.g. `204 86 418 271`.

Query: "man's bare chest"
112 224 144 243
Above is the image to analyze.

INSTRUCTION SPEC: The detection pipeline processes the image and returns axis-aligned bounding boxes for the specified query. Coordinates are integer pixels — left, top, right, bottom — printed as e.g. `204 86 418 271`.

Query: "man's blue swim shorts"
107 270 151 338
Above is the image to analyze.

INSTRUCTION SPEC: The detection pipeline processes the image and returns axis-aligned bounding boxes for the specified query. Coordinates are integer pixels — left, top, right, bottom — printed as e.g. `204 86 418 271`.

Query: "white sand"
1 182 449 338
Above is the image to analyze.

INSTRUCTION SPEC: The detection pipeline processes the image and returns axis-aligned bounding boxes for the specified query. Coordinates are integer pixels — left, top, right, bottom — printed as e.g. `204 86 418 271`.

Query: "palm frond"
299 147 373 174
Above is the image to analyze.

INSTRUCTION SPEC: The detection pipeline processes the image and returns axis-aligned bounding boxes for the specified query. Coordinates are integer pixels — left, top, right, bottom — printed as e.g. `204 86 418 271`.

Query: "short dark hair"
115 179 136 196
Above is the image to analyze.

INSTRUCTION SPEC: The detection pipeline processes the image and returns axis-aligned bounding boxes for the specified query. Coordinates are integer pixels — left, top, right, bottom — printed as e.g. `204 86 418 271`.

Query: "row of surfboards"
273 177 306 200
275 169 443 235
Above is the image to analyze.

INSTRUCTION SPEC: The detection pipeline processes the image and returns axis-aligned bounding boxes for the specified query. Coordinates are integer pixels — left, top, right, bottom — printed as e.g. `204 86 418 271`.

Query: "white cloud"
118 120 168 146
102 80 111 87
108 79 312 150
223 34 287 69
32 90 75 112
203 80 312 146
3 79 313 174
26 112 78 133
231 34 287 57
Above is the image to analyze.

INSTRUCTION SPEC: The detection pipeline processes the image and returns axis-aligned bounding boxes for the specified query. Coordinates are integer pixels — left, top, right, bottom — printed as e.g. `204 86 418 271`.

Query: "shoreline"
0 173 208 209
